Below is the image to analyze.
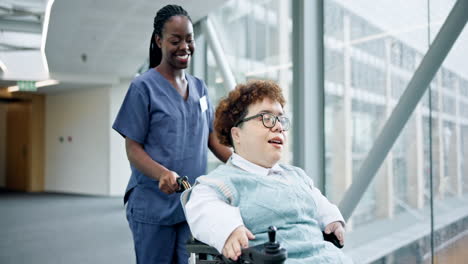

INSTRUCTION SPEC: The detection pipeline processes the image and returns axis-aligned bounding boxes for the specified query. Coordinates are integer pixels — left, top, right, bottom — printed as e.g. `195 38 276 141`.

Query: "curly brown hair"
214 80 286 147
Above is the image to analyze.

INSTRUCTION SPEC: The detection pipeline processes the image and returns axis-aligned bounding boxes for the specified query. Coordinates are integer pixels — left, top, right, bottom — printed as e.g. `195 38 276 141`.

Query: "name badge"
200 96 208 113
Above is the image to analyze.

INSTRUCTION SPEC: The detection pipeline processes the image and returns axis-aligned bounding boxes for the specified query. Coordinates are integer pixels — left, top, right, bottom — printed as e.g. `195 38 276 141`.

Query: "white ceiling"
0 0 226 91
2 0 466 92
45 0 227 90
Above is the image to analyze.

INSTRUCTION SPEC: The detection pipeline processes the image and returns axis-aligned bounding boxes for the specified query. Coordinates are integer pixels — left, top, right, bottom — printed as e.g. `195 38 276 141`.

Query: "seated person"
181 80 352 263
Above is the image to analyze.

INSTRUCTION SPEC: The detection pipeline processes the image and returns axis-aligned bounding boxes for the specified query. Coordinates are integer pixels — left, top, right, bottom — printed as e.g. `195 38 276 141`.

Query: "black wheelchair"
177 177 343 264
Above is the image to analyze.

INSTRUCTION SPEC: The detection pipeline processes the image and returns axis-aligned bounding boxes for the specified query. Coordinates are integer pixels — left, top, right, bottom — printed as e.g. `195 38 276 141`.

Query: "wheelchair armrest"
186 226 288 264
322 231 343 248
186 239 287 264
186 238 221 256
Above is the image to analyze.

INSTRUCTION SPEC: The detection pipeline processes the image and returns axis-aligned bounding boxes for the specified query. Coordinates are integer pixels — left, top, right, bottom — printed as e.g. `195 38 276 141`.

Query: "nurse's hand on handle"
159 170 180 194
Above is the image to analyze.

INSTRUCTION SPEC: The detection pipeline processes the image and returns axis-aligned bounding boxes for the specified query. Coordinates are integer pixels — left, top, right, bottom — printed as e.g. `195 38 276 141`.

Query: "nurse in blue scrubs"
112 5 232 264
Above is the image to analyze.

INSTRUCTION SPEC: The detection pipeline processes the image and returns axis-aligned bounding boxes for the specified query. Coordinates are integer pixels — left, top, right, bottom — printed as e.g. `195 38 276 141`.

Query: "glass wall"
430 1 468 263
200 0 294 170
324 0 468 263
196 0 468 262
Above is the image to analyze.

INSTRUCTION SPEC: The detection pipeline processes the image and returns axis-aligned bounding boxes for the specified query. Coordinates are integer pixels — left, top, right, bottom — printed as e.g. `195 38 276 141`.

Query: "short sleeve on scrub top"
113 83 149 144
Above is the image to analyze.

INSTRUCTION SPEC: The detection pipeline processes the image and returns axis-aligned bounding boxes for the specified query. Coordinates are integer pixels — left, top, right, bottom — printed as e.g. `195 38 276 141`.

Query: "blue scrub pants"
127 211 191 264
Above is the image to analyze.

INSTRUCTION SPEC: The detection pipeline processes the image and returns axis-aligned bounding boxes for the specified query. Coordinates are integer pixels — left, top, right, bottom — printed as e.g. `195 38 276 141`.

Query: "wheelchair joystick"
238 226 287 264
265 226 280 254
268 226 277 243
187 226 287 264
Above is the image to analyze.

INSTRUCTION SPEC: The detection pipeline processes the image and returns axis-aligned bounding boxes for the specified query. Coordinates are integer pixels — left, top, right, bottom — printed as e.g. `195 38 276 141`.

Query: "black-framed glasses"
235 112 290 131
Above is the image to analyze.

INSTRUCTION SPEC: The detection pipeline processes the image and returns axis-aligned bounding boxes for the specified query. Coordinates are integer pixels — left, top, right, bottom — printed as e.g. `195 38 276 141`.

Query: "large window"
194 0 468 262
324 0 468 263
200 0 294 170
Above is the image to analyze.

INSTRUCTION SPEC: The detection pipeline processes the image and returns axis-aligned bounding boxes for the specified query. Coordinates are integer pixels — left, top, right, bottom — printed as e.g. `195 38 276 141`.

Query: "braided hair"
149 5 192 69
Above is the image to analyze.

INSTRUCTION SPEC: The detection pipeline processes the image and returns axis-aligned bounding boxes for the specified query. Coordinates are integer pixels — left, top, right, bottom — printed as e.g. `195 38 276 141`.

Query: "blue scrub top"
112 69 214 225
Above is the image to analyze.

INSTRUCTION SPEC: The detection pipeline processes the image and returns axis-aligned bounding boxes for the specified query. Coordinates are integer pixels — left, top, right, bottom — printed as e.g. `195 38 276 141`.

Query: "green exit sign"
17 81 36 92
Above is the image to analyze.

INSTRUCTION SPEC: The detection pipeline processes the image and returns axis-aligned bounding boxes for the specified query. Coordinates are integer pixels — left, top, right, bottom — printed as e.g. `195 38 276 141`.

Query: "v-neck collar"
152 68 193 102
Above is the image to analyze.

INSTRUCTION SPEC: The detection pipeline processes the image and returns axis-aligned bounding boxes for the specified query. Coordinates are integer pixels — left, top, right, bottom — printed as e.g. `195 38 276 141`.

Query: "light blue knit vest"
182 163 352 264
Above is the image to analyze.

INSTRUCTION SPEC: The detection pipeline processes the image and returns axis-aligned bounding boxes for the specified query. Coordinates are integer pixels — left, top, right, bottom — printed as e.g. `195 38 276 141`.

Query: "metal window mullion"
292 0 325 191
454 79 462 196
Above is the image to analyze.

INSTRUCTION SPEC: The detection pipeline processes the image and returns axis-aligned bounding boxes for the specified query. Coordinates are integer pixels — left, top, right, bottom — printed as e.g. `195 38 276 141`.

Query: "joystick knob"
268 226 277 243
265 226 280 254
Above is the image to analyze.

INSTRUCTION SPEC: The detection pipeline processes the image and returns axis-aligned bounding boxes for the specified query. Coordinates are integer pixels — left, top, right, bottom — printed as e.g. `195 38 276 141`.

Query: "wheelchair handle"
176 176 191 193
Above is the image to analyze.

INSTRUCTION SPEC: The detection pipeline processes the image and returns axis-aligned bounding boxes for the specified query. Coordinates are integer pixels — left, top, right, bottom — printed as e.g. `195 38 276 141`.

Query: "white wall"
43 79 132 196
45 87 110 195
109 80 132 196
0 103 7 188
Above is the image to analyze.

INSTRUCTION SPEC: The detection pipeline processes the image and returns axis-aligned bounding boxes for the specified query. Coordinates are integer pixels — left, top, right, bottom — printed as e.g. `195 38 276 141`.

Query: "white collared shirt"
230 153 283 176
184 153 344 253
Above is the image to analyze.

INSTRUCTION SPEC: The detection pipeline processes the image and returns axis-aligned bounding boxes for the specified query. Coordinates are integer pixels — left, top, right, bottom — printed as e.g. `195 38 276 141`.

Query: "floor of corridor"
0 190 134 264
2 190 467 264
